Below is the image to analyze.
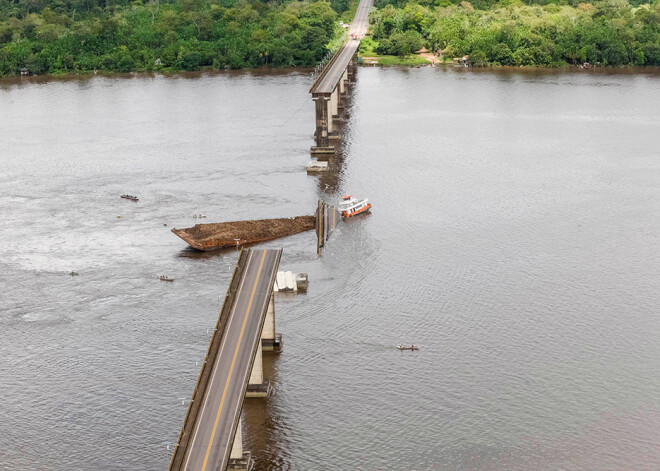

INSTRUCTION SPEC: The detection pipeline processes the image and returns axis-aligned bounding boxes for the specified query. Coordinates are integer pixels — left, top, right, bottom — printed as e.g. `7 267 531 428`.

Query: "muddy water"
1 67 659 470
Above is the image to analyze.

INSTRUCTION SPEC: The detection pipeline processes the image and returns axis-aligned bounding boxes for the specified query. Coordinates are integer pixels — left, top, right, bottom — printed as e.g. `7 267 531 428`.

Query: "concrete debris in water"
273 271 308 293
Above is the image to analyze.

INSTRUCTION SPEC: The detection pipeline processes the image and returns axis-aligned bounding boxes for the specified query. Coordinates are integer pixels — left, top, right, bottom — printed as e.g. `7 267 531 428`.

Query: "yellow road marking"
201 250 267 470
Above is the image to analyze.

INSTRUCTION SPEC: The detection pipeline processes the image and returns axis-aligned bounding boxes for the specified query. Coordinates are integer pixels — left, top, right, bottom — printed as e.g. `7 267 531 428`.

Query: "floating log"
172 216 316 251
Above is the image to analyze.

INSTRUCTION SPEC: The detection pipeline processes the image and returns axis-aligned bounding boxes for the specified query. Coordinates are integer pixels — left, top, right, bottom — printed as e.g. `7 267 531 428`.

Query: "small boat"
339 194 372 218
397 345 419 351
121 194 139 201
159 275 174 282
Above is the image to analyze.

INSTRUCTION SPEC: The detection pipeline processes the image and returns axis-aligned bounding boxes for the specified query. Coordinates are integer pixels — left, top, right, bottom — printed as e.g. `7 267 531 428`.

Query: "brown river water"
1 66 659 470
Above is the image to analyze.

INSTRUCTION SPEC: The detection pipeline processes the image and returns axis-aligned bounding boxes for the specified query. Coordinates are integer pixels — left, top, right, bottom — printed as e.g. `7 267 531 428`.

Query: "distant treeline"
0 0 343 76
1 0 658 76
366 0 660 66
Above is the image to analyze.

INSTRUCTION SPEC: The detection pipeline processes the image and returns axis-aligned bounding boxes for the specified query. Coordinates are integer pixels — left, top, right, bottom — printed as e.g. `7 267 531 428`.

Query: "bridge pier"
347 59 356 82
246 334 271 398
327 93 335 135
331 88 340 123
261 294 282 352
310 57 359 156
311 94 335 156
228 420 252 470
308 0 371 159
339 71 346 96
247 292 281 397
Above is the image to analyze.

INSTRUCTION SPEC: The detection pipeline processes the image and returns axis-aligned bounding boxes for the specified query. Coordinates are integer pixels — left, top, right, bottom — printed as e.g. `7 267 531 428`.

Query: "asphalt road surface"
311 0 373 94
182 249 281 471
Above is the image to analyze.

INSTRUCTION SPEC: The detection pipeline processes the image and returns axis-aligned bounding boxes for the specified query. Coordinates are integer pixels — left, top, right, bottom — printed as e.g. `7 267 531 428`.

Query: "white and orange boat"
339 194 372 218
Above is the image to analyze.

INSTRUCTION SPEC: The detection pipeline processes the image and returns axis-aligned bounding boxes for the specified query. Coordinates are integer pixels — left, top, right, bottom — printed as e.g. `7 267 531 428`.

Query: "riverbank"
358 52 660 71
0 67 316 86
3 62 658 87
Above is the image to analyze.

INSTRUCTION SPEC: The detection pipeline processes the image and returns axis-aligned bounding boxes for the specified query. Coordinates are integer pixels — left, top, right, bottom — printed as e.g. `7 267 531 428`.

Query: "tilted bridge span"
170 249 282 471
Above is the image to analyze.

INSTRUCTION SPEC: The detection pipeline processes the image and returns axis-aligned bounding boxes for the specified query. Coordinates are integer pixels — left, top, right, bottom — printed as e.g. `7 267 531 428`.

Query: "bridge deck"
173 248 282 471
309 0 373 95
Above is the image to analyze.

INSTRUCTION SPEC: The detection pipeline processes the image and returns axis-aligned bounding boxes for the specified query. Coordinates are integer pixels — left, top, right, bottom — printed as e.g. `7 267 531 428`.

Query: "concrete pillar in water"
331 88 339 120
246 340 269 397
328 88 340 142
347 60 356 82
230 421 243 460
227 421 252 470
261 294 281 352
327 94 335 133
311 92 336 156
250 340 263 384
312 94 331 148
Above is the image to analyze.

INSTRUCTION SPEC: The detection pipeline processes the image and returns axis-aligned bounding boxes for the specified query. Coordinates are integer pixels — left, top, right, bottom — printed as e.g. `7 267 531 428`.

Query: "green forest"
0 0 344 76
367 0 660 66
0 0 658 76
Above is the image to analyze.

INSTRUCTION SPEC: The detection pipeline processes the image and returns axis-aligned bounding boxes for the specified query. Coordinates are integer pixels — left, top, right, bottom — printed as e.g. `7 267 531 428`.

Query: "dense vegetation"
0 0 343 76
1 0 658 76
365 0 660 66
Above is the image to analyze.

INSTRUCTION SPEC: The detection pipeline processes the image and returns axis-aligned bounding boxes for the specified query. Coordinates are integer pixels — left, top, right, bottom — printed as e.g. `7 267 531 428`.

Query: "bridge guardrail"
309 42 347 94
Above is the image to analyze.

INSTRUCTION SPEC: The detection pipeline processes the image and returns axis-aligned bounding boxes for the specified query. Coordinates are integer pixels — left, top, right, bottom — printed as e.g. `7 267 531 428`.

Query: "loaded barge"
172 216 316 251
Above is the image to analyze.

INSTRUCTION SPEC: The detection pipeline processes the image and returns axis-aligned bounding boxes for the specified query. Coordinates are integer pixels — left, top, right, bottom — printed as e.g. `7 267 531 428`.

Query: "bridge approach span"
309 0 372 95
170 248 282 471
309 0 373 153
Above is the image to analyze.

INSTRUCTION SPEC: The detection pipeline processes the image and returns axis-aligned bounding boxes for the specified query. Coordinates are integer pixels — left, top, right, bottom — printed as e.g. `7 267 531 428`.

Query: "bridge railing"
309 42 348 94
169 249 250 471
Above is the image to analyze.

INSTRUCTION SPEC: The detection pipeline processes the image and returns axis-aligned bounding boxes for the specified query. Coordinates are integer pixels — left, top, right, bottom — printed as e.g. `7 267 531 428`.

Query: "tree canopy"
366 0 660 66
0 0 342 76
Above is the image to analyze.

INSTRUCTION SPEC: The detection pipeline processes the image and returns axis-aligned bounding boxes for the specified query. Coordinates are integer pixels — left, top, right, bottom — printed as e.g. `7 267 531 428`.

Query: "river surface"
1 66 659 471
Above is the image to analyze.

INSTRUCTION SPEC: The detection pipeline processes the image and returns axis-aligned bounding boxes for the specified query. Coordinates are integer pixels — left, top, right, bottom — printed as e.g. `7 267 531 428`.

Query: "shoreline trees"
367 0 659 66
0 0 340 76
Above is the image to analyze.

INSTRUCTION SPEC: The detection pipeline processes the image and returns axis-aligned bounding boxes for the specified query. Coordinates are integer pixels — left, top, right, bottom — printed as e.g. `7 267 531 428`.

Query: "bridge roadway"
180 248 281 471
310 0 373 95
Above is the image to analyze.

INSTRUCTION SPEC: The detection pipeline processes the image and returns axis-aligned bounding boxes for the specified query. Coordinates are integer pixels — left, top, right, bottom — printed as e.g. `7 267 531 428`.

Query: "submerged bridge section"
315 199 341 255
170 248 282 471
310 0 373 156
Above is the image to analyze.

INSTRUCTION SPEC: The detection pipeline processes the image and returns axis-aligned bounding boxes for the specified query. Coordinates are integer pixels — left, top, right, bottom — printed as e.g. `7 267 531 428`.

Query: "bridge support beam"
228 420 252 470
246 339 270 398
331 87 339 123
347 60 356 83
261 294 282 352
338 70 348 111
327 93 336 133
311 94 334 155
